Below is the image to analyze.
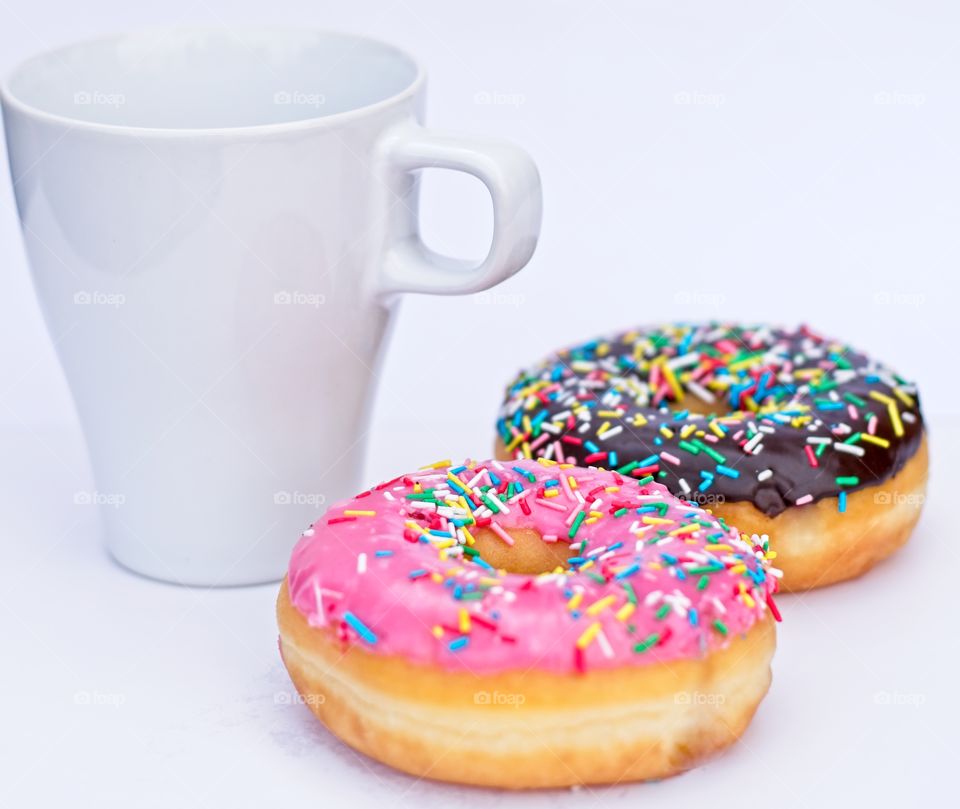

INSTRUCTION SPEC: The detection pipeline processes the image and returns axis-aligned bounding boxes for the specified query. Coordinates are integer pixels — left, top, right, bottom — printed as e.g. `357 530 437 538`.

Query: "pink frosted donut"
277 458 780 788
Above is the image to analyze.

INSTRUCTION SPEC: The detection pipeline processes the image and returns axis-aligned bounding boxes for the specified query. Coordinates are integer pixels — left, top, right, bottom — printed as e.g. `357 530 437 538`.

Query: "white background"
0 1 955 806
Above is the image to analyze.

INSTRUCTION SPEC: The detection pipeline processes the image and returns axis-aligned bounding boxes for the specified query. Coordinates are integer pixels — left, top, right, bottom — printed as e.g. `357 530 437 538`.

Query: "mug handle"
376 124 542 296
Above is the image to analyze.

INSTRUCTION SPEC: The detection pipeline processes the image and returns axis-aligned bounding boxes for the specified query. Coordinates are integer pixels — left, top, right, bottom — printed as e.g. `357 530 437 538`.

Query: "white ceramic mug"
1 27 541 585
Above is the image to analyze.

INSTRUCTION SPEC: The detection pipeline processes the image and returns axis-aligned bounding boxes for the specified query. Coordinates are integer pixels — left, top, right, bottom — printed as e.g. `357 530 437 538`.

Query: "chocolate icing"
497 324 924 517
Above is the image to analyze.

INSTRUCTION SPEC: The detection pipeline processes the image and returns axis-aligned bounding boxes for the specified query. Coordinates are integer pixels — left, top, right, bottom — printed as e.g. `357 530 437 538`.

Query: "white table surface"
1 1 957 806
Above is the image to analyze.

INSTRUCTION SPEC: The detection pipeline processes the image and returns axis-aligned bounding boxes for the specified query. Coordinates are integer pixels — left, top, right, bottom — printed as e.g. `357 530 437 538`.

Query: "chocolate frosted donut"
496 324 928 590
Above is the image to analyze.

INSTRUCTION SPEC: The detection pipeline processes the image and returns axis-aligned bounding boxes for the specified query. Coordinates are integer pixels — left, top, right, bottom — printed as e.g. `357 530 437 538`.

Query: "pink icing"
287 459 780 674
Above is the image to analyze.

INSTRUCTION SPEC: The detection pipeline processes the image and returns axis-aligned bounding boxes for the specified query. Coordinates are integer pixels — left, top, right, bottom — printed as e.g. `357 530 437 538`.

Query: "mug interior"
3 28 421 130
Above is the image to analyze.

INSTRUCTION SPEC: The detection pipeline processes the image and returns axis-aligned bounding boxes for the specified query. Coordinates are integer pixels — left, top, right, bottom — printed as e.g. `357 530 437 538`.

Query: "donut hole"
471 526 574 575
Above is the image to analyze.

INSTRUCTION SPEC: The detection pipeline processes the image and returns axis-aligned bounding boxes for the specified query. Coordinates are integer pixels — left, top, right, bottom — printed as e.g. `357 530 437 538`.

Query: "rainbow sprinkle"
289 458 782 675
497 324 923 518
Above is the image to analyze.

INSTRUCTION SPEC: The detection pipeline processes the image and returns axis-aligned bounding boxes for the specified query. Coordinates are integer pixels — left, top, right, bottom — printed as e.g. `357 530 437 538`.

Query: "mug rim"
0 25 426 138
